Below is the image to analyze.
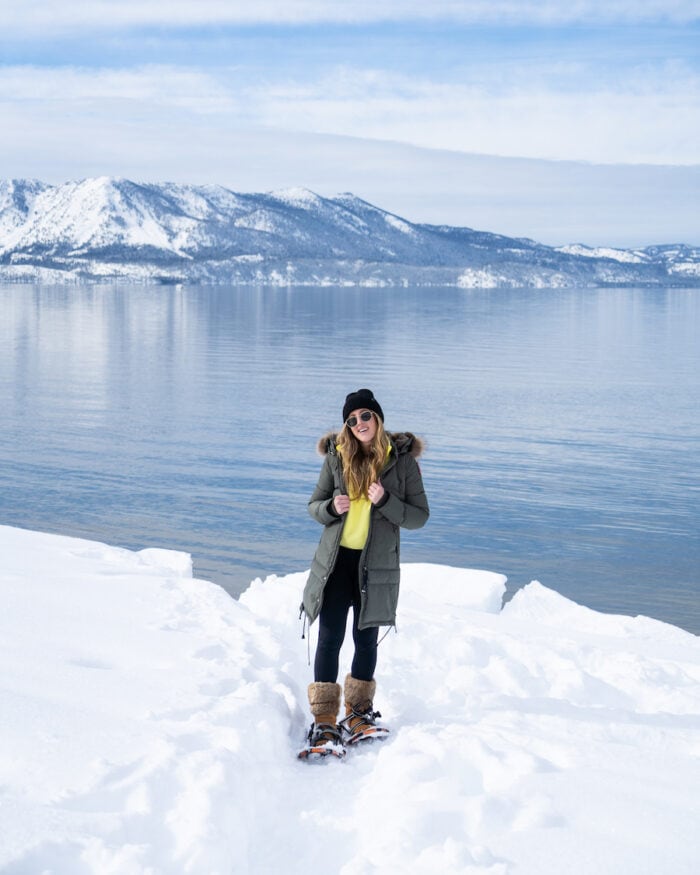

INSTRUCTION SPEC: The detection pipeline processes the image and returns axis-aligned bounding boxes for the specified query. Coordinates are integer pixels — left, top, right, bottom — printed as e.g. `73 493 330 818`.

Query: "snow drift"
1 524 698 874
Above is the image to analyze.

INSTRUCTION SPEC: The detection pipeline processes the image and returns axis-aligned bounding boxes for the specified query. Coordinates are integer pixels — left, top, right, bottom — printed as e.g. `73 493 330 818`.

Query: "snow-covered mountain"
0 177 698 286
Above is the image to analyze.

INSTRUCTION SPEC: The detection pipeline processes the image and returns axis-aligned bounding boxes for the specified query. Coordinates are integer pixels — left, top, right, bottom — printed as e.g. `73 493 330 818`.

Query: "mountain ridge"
1 177 698 286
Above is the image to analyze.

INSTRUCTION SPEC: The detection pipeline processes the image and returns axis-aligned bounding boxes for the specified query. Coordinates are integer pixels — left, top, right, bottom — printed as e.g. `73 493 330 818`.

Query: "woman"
299 388 429 759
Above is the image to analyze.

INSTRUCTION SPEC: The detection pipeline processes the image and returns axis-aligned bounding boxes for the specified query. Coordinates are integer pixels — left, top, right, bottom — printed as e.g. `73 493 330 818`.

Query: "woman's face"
346 407 377 444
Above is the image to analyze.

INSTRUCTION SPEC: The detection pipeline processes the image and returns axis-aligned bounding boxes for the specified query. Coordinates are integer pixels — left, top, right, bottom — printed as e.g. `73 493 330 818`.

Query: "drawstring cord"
299 603 397 667
299 604 311 666
376 623 396 647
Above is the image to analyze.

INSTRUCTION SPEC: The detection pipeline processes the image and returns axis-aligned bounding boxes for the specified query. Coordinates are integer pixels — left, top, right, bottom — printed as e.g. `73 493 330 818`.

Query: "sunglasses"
346 411 374 428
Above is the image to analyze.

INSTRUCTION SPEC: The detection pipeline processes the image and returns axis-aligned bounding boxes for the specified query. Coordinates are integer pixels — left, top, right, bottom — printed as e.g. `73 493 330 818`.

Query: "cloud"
2 0 699 35
2 62 698 166
0 65 237 115
251 65 700 165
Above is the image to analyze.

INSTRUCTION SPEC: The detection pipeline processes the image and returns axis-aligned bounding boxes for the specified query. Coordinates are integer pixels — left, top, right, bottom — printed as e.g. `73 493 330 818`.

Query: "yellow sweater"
339 445 391 550
340 494 372 550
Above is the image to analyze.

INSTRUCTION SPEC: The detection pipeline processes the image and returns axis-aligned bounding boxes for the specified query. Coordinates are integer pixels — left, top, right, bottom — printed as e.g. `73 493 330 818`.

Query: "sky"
1 1 699 246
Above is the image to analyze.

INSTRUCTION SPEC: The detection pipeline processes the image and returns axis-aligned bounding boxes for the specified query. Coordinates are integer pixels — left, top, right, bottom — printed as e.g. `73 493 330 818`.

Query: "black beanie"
343 388 384 423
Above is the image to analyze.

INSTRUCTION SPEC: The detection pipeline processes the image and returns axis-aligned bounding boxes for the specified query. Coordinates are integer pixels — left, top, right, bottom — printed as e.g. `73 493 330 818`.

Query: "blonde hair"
337 414 390 499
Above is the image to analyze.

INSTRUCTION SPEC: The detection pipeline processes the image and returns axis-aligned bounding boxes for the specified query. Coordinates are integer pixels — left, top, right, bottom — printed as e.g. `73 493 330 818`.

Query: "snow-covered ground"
1 524 699 874
554 244 646 263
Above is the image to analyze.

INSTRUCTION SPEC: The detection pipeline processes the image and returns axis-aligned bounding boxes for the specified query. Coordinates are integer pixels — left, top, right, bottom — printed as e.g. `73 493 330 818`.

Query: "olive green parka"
302 431 429 631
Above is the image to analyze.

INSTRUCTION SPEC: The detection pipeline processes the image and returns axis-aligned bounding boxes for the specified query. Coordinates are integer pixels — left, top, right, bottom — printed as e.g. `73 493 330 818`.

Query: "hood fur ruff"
317 431 425 458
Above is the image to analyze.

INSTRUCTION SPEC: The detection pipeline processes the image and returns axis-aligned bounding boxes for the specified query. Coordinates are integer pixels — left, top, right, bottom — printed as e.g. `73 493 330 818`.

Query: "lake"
1 284 698 634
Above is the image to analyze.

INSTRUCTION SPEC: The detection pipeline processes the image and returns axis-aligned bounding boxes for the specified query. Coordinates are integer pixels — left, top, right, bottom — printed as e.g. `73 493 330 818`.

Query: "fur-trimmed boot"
298 682 346 760
339 674 390 745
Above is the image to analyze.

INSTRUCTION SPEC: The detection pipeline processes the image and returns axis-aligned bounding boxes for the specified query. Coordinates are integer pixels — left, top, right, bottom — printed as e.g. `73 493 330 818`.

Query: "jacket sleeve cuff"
375 490 390 508
375 491 403 524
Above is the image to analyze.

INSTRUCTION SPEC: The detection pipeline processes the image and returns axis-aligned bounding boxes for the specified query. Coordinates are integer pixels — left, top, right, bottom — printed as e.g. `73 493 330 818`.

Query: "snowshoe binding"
297 722 346 761
339 704 390 746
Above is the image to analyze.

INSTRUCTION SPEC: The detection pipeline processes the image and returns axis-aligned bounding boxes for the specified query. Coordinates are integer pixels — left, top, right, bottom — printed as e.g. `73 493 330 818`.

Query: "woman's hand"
333 494 351 514
368 482 385 505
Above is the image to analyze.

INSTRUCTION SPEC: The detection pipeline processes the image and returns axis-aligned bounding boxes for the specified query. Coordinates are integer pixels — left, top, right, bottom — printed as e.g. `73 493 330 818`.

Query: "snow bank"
1 525 698 874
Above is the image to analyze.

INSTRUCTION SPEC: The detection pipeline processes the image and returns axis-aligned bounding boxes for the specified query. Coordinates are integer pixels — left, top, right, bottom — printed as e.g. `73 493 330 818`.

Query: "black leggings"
314 547 379 683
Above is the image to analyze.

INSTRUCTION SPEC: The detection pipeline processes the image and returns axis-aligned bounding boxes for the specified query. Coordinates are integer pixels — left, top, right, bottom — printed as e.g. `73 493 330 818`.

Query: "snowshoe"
297 722 346 761
339 705 390 746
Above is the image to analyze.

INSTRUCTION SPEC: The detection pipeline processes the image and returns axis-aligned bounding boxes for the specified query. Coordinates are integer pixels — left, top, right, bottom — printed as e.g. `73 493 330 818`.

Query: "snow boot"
339 674 390 745
298 681 346 760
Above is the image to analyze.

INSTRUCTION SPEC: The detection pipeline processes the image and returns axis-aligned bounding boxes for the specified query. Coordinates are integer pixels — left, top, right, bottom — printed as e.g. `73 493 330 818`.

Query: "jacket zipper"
358 447 396 625
359 520 371 627
318 445 345 615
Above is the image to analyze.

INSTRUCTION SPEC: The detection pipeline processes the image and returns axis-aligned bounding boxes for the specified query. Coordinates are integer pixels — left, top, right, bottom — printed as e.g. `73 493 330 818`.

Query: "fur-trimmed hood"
317 431 425 459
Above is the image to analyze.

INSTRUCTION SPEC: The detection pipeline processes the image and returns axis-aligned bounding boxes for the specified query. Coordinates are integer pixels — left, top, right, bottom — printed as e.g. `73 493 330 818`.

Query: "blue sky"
1 1 699 244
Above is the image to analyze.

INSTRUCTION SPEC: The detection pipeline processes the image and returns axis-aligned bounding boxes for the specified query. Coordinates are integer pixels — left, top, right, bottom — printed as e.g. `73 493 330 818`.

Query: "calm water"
1 284 698 633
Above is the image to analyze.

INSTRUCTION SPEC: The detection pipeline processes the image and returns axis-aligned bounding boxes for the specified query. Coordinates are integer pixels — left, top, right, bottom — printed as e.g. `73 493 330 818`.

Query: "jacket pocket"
365 581 400 625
